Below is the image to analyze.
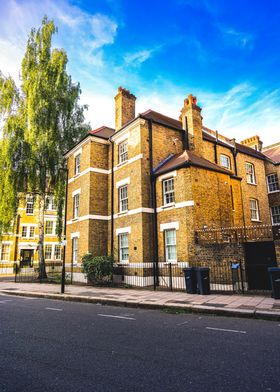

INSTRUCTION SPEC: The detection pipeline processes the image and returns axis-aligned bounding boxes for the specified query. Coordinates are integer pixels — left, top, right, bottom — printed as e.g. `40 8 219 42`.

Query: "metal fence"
112 261 271 295
195 224 280 244
14 263 63 284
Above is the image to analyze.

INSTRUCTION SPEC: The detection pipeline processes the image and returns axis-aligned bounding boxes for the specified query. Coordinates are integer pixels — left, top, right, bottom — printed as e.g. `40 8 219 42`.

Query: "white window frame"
29 226 36 239
0 243 10 262
54 245 62 260
271 206 280 225
21 225 36 238
119 233 129 263
26 195 35 215
45 244 53 260
250 199 260 221
119 185 128 212
75 153 81 175
45 220 55 236
164 229 177 263
118 140 128 164
245 162 256 184
45 195 57 211
21 226 28 238
73 194 80 219
266 173 279 193
220 154 231 169
163 178 175 206
72 237 79 265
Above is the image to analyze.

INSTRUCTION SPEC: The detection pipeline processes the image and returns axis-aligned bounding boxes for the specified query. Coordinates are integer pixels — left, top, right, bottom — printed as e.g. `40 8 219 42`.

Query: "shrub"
81 254 114 285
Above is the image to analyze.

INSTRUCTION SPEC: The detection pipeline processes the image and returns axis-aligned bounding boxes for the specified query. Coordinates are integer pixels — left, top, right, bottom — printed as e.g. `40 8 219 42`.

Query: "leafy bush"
81 254 114 285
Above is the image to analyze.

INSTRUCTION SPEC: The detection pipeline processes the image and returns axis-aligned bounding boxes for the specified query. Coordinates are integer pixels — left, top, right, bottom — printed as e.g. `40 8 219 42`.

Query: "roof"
140 110 183 131
263 143 280 163
89 126 115 139
154 150 237 177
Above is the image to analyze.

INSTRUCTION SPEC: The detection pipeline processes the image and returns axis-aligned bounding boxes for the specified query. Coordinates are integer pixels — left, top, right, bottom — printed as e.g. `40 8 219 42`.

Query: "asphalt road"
0 293 279 392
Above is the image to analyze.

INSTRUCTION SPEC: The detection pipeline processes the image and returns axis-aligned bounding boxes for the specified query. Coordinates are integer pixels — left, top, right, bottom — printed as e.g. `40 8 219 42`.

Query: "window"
75 153 81 175
45 195 57 211
119 233 129 263
220 154 231 169
163 178 175 205
245 163 256 184
271 206 280 225
54 245 61 260
29 226 35 238
72 237 78 264
250 199 259 221
26 195 34 214
0 244 10 261
119 185 128 212
73 194 80 219
22 226 28 238
45 245 52 260
165 229 177 263
45 221 54 235
118 140 128 164
267 174 279 193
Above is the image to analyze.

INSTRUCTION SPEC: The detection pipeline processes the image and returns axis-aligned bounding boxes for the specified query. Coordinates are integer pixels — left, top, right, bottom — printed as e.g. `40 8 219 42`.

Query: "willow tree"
0 17 88 279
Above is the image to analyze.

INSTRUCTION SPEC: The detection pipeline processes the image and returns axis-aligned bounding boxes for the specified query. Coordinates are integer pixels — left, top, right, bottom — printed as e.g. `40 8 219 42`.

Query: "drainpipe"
148 119 159 287
214 131 218 164
182 116 189 150
110 141 114 260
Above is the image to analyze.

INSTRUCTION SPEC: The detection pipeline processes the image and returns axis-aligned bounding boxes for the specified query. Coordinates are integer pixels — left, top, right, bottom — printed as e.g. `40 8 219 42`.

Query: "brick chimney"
240 135 263 152
180 94 204 156
115 87 136 131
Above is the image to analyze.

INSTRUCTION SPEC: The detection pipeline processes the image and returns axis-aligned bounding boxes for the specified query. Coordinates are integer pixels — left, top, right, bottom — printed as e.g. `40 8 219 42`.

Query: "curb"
1 289 280 321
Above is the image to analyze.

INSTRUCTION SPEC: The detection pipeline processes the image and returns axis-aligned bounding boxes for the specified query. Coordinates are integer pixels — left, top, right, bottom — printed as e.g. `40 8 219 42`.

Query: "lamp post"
60 166 69 294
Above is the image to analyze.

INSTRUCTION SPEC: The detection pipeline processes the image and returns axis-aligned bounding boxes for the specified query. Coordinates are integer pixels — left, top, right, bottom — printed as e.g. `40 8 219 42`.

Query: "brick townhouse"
64 87 280 286
0 194 62 276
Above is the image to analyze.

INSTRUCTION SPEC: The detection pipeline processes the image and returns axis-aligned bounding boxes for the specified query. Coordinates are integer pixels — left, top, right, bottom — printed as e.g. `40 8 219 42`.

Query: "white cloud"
218 25 254 49
124 48 156 67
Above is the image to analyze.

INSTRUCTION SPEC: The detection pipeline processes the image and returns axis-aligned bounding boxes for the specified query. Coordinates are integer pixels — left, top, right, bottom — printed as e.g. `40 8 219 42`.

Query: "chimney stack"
115 87 136 131
180 94 204 156
240 135 263 152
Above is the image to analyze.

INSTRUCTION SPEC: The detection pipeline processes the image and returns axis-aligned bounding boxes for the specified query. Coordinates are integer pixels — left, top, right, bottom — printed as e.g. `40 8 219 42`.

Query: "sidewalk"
1 281 280 321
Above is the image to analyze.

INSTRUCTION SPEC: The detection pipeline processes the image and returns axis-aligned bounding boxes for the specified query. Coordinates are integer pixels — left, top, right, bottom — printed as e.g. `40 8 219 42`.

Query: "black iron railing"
195 225 280 244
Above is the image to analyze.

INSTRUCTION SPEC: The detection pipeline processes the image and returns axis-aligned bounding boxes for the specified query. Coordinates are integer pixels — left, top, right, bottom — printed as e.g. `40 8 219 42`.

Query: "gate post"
169 263 173 292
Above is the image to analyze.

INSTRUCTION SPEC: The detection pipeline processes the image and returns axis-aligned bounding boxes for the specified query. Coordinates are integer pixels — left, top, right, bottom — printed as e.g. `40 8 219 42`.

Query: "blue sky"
0 0 280 145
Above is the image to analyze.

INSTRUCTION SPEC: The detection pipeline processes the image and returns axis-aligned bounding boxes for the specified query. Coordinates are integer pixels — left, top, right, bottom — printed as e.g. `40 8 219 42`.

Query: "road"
0 293 279 392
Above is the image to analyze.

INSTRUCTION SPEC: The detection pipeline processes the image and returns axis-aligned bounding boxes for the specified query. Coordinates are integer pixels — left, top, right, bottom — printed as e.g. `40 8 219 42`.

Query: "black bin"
268 267 280 299
183 267 197 294
196 267 210 295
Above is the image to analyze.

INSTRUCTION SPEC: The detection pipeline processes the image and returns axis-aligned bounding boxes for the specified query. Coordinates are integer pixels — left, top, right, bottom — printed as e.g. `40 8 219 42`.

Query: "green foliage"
81 254 114 285
0 17 89 268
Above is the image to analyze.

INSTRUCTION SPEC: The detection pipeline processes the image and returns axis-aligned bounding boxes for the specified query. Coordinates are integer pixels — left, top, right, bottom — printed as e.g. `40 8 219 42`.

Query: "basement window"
119 140 128 164
267 173 279 193
271 206 280 225
163 178 175 205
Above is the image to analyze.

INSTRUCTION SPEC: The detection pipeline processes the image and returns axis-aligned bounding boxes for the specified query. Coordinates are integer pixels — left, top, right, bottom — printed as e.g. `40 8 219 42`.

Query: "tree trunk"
38 194 47 280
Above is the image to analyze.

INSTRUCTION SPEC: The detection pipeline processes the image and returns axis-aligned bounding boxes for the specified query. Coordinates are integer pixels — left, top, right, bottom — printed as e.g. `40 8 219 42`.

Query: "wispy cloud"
218 25 255 49
124 47 160 67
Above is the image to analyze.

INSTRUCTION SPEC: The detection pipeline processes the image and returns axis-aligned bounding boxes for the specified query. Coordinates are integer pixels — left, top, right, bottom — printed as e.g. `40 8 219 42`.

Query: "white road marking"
45 307 63 312
206 327 246 334
177 321 189 326
98 314 136 320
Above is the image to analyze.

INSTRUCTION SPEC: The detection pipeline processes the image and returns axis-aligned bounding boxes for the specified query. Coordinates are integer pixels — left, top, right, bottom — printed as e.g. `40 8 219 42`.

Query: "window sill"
118 210 128 216
26 213 34 216
246 182 257 186
268 190 280 194
72 218 79 222
118 262 129 265
162 203 175 209
251 219 262 223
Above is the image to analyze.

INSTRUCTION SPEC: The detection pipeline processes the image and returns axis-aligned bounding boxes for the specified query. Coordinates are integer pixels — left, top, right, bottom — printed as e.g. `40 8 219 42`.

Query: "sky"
0 0 280 145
